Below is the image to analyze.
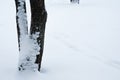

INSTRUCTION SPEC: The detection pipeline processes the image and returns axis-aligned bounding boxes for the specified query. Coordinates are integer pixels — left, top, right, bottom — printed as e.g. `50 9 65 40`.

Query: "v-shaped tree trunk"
15 0 47 71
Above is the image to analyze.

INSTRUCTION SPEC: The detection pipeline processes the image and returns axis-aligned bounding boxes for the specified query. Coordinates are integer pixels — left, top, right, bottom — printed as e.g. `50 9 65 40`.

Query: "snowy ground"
0 0 120 80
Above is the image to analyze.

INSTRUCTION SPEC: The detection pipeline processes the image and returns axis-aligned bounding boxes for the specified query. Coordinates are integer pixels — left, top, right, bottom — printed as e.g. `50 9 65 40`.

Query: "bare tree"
15 0 47 71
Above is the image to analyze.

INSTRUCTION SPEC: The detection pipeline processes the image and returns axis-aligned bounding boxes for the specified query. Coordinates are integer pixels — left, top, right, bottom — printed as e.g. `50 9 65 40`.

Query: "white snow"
0 0 120 80
18 34 40 71
17 0 28 37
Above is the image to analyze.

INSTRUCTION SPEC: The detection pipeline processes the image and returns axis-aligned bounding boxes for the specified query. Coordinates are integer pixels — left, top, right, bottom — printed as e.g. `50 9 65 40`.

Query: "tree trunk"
15 0 28 51
15 0 47 71
70 0 79 4
30 0 47 71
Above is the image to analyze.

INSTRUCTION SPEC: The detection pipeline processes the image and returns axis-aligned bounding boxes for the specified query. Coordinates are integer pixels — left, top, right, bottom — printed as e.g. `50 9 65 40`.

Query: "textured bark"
30 0 47 71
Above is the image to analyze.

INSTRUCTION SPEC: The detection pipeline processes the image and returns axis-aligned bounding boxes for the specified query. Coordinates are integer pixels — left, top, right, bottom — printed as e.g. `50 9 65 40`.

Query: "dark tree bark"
15 0 47 71
30 0 47 71
70 0 79 4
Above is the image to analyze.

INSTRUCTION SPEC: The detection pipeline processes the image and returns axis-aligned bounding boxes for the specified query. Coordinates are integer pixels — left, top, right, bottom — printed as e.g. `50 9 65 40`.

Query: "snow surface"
0 0 120 80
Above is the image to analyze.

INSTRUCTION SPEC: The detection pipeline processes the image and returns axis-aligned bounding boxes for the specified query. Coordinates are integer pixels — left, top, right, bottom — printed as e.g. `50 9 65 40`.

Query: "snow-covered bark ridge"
18 34 40 71
15 0 28 50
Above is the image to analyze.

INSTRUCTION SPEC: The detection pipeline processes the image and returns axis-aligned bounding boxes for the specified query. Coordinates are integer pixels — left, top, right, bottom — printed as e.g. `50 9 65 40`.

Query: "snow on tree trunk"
70 0 79 4
15 0 28 51
15 0 47 71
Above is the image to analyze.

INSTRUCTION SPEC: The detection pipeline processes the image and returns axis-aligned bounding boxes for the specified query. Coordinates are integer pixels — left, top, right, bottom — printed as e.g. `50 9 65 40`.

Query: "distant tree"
15 0 47 71
70 0 79 4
